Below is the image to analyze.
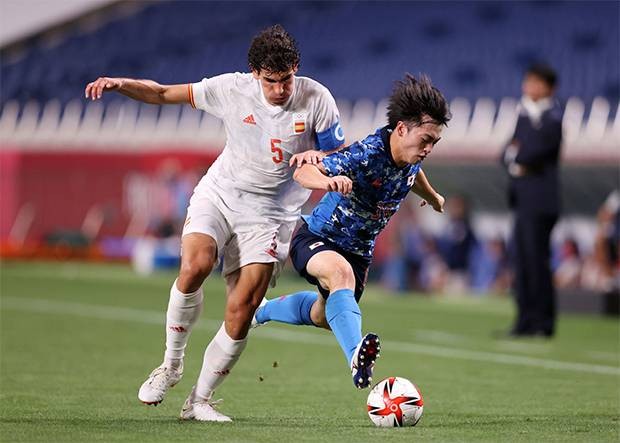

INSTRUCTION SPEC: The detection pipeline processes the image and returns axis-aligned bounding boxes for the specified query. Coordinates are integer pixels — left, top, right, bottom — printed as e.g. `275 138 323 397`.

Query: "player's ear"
252 70 261 80
291 65 299 75
396 121 408 137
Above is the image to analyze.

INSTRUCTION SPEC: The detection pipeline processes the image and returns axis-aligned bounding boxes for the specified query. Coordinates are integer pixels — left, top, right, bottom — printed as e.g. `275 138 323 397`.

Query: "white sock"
163 279 203 368
194 322 248 401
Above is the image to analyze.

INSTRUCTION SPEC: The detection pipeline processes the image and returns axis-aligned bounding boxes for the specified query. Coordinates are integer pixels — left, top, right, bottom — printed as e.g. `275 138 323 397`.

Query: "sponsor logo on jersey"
370 202 398 220
309 241 324 250
243 114 256 125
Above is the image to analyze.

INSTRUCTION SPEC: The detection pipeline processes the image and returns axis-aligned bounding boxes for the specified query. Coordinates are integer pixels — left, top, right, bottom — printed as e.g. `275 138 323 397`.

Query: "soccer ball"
366 376 424 427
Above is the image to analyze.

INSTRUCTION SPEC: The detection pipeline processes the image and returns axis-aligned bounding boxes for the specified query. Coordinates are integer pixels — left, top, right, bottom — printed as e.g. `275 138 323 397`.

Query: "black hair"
387 74 451 129
526 63 558 88
248 24 300 74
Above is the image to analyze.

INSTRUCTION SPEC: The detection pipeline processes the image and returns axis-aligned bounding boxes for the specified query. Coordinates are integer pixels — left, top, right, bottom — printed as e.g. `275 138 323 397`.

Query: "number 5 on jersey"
271 138 283 164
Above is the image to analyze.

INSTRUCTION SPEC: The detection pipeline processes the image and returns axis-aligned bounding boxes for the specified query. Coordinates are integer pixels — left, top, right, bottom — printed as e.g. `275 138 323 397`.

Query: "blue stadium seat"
0 0 617 109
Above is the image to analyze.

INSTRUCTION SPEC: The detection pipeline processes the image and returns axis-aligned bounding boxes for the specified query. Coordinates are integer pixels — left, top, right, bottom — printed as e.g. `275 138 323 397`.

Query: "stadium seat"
0 0 616 156
1 1 618 107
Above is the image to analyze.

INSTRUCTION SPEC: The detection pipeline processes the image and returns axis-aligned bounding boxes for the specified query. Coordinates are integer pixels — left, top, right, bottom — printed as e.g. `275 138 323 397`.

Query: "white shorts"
181 186 296 286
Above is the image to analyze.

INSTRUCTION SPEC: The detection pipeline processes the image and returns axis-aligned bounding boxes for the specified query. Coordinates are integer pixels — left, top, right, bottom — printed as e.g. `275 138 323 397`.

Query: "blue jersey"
303 126 422 259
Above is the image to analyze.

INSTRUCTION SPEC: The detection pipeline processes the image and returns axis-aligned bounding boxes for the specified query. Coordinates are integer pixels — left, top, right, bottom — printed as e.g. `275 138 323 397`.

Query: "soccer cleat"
179 386 232 422
138 363 183 405
250 297 269 329
350 333 381 389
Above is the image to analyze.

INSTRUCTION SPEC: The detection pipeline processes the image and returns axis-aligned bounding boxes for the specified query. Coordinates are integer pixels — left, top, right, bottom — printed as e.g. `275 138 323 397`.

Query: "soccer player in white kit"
85 25 345 421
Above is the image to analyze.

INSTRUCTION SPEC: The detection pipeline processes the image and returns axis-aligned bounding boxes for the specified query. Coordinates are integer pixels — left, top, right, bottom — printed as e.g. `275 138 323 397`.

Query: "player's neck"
389 133 408 168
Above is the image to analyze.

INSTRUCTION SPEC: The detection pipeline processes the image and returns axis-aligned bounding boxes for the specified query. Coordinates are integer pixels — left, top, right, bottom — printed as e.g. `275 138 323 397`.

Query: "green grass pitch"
1 261 618 442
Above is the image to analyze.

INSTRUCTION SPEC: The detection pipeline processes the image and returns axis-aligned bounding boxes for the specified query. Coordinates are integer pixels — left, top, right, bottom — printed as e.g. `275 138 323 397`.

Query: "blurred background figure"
379 202 428 292
149 159 196 239
581 190 620 293
470 236 512 295
132 159 199 275
553 237 583 290
435 195 478 293
379 196 510 296
501 63 562 337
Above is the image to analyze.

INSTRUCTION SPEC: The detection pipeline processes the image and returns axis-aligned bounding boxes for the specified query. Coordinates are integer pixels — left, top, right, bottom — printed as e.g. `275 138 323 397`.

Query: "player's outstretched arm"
412 169 445 213
85 77 191 105
293 163 352 195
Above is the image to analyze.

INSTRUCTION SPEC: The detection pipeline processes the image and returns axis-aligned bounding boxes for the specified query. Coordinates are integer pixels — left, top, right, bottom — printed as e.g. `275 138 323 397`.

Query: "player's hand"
326 176 353 195
420 193 445 213
290 150 325 168
85 77 123 100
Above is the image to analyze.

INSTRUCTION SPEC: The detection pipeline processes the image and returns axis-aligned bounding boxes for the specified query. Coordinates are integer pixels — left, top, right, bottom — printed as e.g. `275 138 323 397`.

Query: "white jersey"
190 73 343 222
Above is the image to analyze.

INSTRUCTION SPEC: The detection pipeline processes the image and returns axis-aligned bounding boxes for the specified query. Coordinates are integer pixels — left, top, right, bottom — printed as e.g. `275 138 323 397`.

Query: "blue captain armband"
315 121 345 151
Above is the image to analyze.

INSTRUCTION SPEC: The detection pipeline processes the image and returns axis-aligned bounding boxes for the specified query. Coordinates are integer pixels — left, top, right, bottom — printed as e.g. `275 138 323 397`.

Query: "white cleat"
138 363 183 405
250 297 269 329
179 386 232 422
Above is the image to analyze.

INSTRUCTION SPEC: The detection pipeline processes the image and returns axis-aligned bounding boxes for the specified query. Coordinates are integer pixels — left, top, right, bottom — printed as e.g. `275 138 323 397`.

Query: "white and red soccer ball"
367 376 424 427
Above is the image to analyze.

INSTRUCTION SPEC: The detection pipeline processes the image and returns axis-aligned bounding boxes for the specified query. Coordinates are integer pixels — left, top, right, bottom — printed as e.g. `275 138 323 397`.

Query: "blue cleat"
350 333 381 389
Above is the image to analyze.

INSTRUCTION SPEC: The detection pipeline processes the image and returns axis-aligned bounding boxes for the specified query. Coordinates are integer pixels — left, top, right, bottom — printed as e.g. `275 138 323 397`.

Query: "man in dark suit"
502 64 563 337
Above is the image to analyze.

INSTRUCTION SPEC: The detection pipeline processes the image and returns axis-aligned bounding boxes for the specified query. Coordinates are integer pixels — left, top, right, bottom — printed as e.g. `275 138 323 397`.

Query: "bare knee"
324 261 355 292
307 251 355 294
178 249 216 293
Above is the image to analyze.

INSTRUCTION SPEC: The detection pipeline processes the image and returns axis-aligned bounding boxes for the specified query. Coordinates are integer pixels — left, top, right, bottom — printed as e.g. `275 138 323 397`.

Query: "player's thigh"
306 250 356 292
222 219 294 286
182 191 230 254
179 193 230 288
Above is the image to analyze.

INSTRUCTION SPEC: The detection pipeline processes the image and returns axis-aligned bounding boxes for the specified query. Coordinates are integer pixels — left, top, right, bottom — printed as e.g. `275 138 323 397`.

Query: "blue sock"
325 289 362 365
255 291 318 326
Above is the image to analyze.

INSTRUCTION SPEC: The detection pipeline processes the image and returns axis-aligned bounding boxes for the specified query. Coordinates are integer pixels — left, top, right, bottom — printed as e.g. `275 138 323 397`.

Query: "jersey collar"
380 125 420 170
380 126 401 168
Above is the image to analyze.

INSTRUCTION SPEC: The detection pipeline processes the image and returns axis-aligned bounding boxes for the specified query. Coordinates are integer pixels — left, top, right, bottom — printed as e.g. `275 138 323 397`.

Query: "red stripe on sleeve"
188 83 196 109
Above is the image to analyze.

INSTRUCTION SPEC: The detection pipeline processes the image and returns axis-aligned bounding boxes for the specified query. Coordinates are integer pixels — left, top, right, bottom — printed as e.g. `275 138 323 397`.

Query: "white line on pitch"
1 296 618 377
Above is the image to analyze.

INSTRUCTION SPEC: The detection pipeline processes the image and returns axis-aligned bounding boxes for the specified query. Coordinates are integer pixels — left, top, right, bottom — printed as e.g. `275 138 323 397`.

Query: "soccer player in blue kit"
253 74 451 388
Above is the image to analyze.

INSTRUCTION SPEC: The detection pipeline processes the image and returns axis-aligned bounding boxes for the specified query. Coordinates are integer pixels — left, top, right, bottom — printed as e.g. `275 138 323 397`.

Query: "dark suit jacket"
503 102 563 216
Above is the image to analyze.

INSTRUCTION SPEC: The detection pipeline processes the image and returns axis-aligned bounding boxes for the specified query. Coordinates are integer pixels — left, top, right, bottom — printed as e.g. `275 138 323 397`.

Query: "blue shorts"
289 222 371 302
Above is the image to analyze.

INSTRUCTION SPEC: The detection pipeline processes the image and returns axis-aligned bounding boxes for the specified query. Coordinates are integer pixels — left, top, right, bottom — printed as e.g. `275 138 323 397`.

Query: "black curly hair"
248 24 300 74
387 74 451 129
526 63 558 88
